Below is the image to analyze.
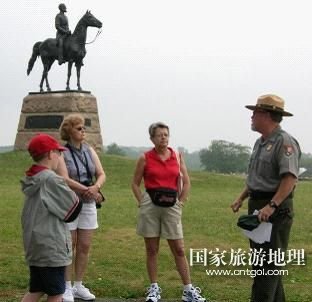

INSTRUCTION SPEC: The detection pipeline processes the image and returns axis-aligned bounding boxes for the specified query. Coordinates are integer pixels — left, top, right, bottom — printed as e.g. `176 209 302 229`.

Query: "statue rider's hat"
59 3 67 12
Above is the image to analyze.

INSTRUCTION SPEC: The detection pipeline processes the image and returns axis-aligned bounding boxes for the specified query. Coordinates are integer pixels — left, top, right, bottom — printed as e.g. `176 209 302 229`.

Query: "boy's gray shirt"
21 169 78 267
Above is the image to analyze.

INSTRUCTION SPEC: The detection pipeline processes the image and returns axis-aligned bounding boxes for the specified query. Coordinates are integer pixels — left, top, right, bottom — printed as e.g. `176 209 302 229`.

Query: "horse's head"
83 10 102 29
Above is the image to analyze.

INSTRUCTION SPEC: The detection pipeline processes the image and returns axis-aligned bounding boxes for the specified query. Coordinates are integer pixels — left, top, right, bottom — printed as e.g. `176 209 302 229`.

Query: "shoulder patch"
266 144 273 152
284 145 293 156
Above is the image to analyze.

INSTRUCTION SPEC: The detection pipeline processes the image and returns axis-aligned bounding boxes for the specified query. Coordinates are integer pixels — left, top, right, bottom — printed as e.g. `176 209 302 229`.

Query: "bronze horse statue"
27 11 102 92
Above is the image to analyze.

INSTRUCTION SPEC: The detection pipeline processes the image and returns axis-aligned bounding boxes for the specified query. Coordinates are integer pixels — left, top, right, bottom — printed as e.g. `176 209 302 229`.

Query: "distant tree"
176 147 202 171
106 143 126 156
199 140 251 173
177 146 188 155
299 153 312 177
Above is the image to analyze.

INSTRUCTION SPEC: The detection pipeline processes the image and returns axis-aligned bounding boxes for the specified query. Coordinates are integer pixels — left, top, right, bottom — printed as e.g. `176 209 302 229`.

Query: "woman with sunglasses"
57 114 106 302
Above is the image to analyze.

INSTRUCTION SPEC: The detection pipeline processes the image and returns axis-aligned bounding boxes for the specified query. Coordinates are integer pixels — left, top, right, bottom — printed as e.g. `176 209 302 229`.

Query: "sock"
74 281 82 288
184 284 193 291
65 281 72 289
151 282 158 288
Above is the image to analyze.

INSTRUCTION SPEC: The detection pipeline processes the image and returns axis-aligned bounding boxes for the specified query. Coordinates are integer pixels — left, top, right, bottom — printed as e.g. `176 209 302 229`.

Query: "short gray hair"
148 122 169 138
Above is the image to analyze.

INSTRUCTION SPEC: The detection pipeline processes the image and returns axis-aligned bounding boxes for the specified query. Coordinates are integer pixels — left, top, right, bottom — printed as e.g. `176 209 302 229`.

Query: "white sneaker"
145 284 162 302
182 286 207 302
73 284 96 300
63 287 74 302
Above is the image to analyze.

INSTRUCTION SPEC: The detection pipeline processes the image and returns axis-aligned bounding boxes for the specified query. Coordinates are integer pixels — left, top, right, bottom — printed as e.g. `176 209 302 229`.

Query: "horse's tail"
27 42 41 75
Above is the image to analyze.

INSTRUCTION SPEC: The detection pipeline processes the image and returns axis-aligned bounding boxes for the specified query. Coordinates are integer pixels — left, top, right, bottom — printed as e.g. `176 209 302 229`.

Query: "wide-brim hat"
245 94 293 116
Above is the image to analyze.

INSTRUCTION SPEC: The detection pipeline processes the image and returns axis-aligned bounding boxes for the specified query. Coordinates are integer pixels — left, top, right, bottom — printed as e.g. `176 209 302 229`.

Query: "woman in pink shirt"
132 122 207 302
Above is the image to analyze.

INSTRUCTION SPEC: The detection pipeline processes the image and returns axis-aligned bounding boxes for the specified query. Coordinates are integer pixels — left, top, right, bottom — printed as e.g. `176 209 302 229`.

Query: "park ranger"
231 94 301 302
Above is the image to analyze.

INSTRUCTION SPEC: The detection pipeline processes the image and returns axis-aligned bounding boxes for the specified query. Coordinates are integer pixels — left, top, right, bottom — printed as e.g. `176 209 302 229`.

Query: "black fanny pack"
146 188 177 207
248 190 294 200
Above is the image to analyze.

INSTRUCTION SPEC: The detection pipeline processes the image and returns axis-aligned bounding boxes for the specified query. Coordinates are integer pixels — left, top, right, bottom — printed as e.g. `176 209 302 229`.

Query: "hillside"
0 145 13 153
0 151 311 302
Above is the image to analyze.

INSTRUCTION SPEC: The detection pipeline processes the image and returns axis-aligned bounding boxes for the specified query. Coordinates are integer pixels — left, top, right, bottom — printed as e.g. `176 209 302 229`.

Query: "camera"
80 180 103 209
81 180 93 187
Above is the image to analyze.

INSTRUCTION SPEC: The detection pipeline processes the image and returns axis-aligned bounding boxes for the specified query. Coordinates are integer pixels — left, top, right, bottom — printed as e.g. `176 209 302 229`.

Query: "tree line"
105 141 312 177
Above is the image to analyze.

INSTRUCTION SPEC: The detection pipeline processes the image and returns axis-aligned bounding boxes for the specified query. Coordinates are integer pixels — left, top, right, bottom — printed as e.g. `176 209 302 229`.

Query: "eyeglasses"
154 133 169 138
75 126 86 131
51 149 61 156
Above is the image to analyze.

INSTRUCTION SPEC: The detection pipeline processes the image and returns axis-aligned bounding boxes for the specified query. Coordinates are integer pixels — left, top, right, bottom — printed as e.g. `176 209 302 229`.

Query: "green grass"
0 151 311 301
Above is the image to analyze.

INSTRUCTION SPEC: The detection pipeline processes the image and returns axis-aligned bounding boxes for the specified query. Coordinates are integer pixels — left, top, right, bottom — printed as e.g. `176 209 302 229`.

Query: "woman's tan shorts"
136 191 183 239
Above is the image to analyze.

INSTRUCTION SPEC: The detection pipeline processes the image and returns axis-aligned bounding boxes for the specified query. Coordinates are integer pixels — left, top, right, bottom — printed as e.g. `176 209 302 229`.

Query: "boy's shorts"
29 266 65 296
137 191 183 239
67 202 98 230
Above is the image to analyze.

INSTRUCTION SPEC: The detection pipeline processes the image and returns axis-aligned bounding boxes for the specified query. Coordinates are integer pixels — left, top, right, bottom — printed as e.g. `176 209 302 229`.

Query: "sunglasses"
75 126 86 131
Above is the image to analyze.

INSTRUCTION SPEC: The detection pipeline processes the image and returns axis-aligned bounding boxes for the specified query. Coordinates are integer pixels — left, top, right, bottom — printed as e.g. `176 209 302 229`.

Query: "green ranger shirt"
246 125 300 192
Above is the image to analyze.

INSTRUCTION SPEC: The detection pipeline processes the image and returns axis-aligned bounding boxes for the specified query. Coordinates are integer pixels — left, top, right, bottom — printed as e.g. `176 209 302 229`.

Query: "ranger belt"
249 190 293 200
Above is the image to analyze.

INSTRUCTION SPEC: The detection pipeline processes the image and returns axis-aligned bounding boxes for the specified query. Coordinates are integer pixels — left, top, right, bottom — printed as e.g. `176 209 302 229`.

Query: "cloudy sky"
2 0 312 152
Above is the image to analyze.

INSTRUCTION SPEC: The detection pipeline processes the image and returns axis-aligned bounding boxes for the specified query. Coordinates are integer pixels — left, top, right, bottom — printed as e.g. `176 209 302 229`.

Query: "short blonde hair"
59 114 84 141
148 122 169 138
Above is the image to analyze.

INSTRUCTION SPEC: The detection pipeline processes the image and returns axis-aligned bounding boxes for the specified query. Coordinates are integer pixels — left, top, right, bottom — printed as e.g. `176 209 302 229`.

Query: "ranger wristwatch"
269 200 278 209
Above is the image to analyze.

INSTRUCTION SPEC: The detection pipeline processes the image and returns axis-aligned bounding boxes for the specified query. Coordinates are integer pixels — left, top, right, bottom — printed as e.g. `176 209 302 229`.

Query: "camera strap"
65 143 93 183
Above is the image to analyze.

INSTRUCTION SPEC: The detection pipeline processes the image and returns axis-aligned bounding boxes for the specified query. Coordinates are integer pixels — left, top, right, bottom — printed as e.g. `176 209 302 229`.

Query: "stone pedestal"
14 91 103 152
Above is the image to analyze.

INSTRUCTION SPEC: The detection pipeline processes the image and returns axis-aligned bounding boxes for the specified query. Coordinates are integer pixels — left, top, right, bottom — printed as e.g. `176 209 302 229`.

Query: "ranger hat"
28 133 67 157
245 94 293 116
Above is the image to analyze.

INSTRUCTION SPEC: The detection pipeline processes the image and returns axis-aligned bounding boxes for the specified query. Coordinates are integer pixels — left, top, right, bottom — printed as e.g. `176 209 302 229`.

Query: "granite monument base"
14 91 103 152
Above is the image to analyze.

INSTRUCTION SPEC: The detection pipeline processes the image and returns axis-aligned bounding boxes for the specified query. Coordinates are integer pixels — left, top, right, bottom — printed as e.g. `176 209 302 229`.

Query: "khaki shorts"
137 192 183 239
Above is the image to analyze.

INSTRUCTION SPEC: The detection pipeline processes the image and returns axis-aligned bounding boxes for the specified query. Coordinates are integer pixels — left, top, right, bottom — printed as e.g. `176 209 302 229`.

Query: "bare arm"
230 186 249 213
87 147 106 197
131 154 145 206
56 155 89 194
179 154 190 203
270 173 297 206
258 173 297 221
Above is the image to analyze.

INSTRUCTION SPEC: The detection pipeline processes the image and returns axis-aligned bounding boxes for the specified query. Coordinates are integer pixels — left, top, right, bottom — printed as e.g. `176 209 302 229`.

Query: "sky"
1 0 312 153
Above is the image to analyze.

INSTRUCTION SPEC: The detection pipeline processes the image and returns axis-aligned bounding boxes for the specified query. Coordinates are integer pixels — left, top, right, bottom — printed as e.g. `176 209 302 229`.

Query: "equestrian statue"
27 4 102 92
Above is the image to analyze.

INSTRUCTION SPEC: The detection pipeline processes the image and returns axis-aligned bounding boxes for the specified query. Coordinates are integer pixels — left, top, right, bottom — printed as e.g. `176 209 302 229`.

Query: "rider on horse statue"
27 7 102 92
55 3 71 65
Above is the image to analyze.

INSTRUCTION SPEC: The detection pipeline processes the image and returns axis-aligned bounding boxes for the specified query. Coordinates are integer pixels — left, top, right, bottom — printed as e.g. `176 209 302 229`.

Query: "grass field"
0 151 311 302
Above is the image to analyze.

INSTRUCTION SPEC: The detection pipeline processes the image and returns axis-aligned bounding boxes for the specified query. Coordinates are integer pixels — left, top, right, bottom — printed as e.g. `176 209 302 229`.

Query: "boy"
21 134 82 302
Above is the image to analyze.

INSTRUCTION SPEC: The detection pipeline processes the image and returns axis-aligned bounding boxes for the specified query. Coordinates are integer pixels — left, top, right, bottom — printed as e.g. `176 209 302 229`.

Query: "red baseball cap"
28 133 67 157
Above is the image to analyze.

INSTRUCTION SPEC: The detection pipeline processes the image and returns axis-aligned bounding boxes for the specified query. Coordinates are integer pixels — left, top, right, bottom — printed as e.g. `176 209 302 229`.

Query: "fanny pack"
146 188 177 207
